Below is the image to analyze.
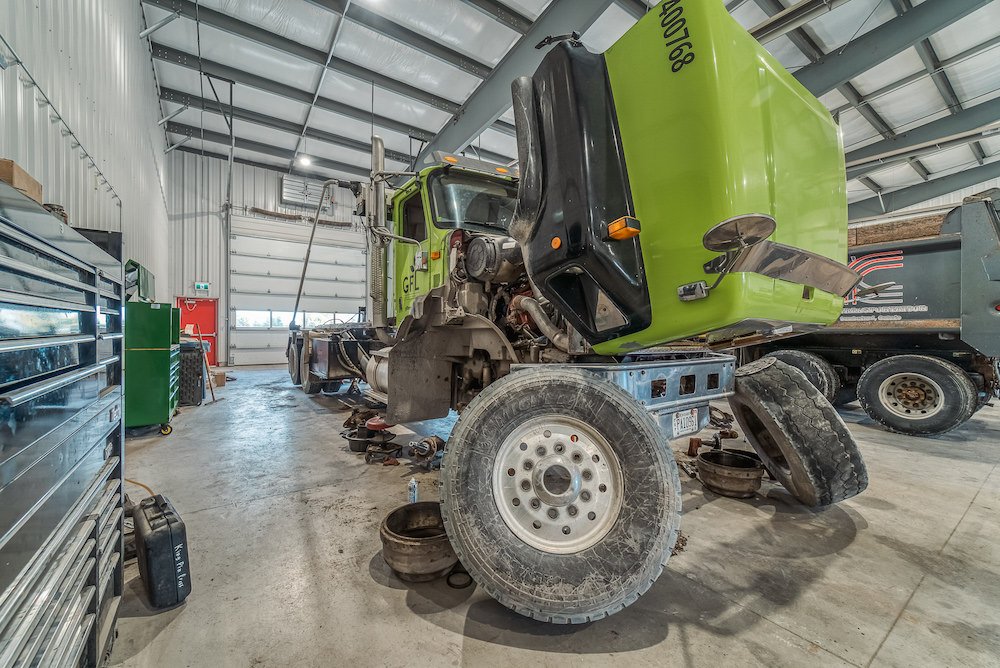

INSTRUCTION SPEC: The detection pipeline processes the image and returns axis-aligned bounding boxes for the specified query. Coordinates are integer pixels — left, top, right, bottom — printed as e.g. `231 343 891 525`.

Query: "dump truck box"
752 195 1000 435
780 197 1000 357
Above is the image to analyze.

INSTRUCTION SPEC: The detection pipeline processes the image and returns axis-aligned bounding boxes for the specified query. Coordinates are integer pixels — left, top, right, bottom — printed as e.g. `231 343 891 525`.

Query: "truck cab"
390 160 518 319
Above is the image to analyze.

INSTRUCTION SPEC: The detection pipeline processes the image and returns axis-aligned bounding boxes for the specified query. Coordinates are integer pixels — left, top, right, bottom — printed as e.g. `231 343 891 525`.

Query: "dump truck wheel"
729 357 867 507
288 341 302 386
832 386 857 407
323 380 344 394
857 355 976 436
763 350 840 403
301 373 322 394
441 367 681 624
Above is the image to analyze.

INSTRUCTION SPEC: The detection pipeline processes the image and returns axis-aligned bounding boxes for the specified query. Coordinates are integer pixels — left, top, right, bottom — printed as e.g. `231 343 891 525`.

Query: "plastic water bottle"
408 477 418 504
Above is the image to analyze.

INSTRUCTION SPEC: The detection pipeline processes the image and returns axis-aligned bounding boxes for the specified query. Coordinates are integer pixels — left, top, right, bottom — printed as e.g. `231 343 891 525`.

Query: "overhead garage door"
228 215 366 365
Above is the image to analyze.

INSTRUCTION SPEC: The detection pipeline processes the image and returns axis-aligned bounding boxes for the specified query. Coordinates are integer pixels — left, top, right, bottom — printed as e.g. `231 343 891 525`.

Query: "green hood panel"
595 0 847 353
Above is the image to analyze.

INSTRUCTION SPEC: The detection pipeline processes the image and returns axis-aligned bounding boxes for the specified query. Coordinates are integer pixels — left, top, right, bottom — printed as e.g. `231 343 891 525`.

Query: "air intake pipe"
511 294 569 352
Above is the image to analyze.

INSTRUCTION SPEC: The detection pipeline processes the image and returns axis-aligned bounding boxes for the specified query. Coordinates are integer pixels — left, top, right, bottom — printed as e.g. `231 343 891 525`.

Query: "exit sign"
194 282 209 291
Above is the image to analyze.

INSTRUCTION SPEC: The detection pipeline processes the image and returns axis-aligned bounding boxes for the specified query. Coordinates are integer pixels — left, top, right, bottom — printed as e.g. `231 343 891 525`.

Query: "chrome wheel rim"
878 372 944 419
492 415 624 554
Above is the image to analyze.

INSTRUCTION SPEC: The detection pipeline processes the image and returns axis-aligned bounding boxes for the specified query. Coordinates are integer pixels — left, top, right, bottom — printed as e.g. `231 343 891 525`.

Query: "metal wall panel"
0 1 170 298
167 150 365 364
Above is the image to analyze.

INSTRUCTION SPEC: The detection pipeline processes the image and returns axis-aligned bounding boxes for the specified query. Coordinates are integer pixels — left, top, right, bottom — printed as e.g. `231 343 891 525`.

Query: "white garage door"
228 215 366 365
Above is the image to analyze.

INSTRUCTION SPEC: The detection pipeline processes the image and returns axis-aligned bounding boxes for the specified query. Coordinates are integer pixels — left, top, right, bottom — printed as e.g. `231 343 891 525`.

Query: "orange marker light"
443 156 459 164
551 237 562 250
607 216 641 240
495 167 510 174
430 250 441 260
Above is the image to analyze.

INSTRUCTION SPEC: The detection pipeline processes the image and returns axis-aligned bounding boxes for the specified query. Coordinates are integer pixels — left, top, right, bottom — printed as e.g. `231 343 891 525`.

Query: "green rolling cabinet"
124 301 180 433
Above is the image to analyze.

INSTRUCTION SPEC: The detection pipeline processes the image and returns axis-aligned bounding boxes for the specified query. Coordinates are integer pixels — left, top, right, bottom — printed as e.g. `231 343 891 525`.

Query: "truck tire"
322 380 344 394
441 367 681 624
832 386 857 407
728 357 867 507
301 373 323 394
288 341 302 386
857 355 977 436
763 350 840 403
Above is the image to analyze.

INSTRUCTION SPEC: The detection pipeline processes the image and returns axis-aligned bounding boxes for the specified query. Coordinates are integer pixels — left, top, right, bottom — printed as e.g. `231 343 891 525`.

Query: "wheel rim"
878 372 944 420
492 415 623 554
735 405 790 475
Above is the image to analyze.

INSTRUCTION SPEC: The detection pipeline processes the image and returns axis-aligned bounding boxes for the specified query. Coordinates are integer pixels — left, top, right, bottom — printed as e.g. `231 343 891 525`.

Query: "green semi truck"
289 0 866 622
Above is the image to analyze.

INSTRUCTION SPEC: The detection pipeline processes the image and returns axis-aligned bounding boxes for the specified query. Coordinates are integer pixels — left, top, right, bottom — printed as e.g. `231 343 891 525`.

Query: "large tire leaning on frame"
729 357 867 507
288 340 302 386
441 367 681 624
763 350 840 403
856 355 977 436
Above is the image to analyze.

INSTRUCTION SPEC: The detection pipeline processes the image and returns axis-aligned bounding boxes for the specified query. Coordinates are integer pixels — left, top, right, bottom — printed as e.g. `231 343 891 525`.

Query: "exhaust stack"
369 136 393 341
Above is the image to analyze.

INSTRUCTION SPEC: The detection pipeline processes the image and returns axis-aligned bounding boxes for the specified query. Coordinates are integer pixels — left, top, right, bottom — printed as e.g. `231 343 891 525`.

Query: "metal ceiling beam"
753 0 934 179
457 0 533 34
858 176 883 195
151 43 434 141
166 121 373 178
846 123 1000 179
831 33 1000 117
848 159 1000 219
299 0 492 78
159 87 413 163
749 0 856 44
617 0 650 20
414 0 618 166
794 0 992 96
889 0 988 167
290 8 350 171
142 0 461 113
159 87 514 166
908 158 931 181
175 146 359 185
846 97 1000 164
492 119 517 137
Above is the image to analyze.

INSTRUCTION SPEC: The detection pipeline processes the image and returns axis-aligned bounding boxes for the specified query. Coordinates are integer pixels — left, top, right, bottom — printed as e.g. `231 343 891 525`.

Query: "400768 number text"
659 0 696 73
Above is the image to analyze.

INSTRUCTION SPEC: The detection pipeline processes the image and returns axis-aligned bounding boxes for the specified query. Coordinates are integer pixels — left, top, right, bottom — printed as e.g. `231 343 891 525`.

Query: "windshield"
428 171 518 233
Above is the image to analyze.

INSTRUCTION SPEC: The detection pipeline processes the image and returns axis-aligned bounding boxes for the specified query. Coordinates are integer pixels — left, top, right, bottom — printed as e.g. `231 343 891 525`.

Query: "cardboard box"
211 370 227 387
0 159 43 204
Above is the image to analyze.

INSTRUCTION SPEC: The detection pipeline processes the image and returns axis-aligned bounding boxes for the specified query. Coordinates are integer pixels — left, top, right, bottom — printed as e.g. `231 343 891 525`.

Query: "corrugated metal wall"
0 1 169 296
167 150 363 361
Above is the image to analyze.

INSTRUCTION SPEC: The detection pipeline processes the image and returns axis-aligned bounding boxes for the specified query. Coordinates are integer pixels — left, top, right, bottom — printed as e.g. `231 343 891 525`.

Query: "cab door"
393 189 430 317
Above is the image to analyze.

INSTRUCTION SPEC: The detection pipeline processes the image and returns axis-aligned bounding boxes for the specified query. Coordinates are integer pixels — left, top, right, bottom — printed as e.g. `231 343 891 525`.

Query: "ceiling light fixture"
297 155 312 166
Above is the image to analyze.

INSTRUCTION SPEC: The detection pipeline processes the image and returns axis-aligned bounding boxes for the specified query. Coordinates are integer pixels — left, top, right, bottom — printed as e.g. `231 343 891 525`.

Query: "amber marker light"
607 216 641 240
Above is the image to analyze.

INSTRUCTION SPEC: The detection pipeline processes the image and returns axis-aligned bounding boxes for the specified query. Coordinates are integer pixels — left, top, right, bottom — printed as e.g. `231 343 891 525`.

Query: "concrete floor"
111 366 1000 668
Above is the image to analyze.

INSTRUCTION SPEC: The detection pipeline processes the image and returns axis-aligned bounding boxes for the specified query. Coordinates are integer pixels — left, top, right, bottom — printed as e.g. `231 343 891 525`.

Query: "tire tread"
733 359 868 506
763 349 841 402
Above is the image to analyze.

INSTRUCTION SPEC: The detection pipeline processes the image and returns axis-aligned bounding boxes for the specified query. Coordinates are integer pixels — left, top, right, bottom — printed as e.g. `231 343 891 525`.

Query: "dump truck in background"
750 192 1000 436
287 0 867 623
